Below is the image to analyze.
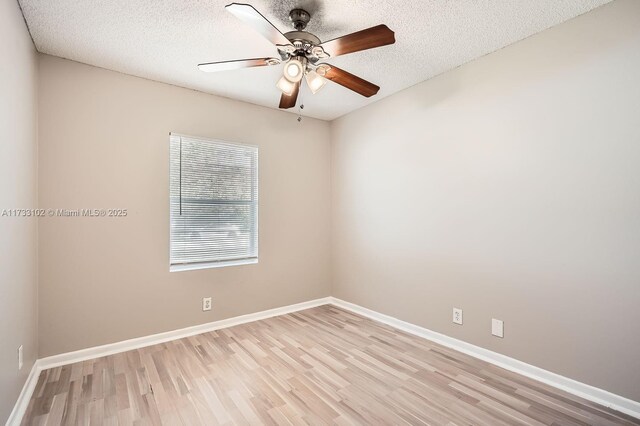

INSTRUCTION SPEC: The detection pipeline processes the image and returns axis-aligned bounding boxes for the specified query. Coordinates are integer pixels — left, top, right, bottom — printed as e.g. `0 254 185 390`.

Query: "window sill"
170 258 258 272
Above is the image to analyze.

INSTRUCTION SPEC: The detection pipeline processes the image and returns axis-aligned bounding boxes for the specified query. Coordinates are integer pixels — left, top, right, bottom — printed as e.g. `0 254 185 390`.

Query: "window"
170 133 258 271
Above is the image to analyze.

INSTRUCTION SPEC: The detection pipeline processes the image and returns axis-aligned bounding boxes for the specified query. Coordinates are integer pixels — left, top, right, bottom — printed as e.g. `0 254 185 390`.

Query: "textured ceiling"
20 0 611 120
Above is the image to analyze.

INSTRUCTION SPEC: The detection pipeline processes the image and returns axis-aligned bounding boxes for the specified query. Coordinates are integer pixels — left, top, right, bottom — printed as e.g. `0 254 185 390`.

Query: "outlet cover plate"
492 318 504 338
202 297 212 312
453 307 463 325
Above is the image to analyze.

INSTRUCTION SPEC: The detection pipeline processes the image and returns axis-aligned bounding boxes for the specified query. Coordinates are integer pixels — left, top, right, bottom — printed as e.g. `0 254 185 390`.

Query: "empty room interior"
2 0 640 424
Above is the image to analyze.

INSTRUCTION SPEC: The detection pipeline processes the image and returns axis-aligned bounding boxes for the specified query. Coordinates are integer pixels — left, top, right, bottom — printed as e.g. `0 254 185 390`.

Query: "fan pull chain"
297 88 304 122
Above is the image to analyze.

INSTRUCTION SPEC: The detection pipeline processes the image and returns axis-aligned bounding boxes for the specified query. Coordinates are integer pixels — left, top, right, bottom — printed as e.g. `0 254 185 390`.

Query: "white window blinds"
170 134 258 269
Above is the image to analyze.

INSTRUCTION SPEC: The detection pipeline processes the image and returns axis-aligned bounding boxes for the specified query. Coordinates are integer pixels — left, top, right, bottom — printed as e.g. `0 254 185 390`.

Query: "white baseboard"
38 297 332 370
328 297 640 420
6 297 329 425
8 295 639 424
5 360 43 426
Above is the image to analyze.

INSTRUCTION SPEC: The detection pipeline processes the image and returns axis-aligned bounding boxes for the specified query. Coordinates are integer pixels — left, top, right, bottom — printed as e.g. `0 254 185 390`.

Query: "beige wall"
0 0 39 422
37 55 331 357
331 0 640 402
11 0 639 412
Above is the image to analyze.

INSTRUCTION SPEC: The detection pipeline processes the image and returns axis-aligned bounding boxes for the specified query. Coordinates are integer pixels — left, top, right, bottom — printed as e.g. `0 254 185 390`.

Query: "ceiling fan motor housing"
283 30 323 63
280 9 330 64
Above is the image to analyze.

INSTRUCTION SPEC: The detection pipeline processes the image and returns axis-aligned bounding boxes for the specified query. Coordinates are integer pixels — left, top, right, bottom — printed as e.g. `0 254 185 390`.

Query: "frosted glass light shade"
284 60 304 83
305 70 327 94
276 76 296 95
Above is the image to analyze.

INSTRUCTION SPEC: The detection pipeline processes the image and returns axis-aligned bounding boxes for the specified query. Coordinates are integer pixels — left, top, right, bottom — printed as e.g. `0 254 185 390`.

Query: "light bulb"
305 70 327 94
283 60 304 83
286 63 300 77
276 76 296 95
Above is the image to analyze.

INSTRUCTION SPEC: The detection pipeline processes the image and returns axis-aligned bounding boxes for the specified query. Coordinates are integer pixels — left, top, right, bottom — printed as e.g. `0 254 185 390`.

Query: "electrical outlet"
202 297 212 312
18 345 23 370
453 307 463 325
492 319 504 338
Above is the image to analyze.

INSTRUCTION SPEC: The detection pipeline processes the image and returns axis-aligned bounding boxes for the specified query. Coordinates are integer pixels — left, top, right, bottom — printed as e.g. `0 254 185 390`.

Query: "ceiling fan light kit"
305 70 327 94
276 75 296 96
284 57 305 83
198 3 396 110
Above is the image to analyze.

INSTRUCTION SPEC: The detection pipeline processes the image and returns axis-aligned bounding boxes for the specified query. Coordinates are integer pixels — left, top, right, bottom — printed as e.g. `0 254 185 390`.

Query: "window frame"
169 132 258 272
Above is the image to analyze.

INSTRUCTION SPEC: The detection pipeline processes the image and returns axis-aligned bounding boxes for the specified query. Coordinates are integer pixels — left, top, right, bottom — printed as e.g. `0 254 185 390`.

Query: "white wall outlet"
18 345 23 370
202 297 212 312
453 307 463 325
492 319 504 338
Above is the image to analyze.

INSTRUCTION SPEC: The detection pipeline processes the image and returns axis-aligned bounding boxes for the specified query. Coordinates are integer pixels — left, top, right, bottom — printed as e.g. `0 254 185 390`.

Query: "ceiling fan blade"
319 65 380 97
226 3 291 46
319 24 395 58
279 81 300 109
198 57 280 72
320 25 396 56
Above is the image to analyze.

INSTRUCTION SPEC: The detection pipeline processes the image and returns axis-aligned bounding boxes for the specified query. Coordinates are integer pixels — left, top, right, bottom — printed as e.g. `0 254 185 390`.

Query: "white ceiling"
20 0 611 121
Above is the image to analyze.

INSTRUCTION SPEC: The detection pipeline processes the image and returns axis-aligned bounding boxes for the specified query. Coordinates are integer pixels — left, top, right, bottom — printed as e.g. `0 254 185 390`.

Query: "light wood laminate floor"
22 305 639 425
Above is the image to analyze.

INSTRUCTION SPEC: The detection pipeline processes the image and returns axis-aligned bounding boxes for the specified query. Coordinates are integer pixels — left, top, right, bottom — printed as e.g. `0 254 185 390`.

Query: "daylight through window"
170 133 258 270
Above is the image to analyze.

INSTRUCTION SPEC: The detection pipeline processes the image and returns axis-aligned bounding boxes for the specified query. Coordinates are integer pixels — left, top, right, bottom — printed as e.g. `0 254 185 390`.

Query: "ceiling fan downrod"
289 9 311 31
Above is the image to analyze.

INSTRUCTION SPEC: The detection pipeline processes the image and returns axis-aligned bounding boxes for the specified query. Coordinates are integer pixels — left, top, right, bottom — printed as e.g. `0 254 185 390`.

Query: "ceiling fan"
198 3 396 109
